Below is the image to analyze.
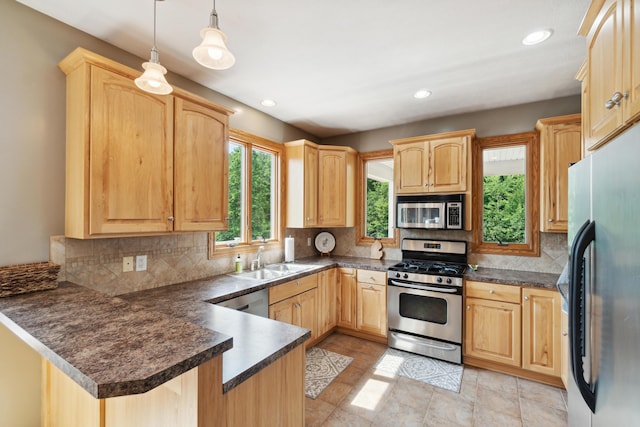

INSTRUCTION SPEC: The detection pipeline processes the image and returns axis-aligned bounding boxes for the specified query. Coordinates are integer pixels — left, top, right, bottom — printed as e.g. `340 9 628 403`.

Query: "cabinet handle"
167 216 175 222
368 286 375 290
562 331 568 337
294 303 300 308
296 281 300 286
489 289 495 294
605 91 628 109
306 217 310 221
548 218 554 222
224 217 229 222
524 296 529 301
466 305 471 310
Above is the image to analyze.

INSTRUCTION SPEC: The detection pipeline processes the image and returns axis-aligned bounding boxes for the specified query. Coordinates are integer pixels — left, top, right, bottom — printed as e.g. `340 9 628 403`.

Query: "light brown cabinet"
337 267 357 329
464 281 563 386
317 268 338 336
579 0 640 151
58 48 231 239
390 129 474 194
522 287 562 377
285 140 356 228
355 270 387 337
268 274 319 347
536 114 582 232
561 310 569 388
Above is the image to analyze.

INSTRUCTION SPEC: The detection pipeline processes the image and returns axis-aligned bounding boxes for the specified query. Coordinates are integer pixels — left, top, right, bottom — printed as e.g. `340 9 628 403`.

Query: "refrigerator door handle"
569 219 597 413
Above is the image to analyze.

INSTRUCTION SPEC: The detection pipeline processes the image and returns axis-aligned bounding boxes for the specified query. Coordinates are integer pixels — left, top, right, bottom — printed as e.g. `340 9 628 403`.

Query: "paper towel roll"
284 237 295 262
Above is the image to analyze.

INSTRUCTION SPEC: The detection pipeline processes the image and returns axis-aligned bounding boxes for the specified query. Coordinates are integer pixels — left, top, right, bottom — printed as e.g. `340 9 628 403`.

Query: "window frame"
356 150 399 248
208 129 284 258
471 131 540 256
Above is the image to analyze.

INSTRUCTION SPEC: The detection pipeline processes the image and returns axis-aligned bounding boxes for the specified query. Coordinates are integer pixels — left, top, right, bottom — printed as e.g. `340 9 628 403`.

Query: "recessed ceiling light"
522 29 553 46
260 99 277 107
413 89 432 99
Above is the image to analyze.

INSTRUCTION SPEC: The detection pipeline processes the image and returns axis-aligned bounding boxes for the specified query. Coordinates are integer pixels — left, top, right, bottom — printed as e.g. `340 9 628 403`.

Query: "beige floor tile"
372 399 428 427
517 378 566 411
305 397 336 427
426 389 474 426
339 372 397 422
473 407 523 427
520 396 568 427
318 380 353 406
337 364 368 386
388 376 435 410
322 407 373 427
476 369 519 394
475 386 521 418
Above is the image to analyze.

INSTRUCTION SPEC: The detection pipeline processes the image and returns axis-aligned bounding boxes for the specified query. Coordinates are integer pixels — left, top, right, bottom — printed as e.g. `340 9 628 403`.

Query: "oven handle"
389 280 458 293
390 332 458 352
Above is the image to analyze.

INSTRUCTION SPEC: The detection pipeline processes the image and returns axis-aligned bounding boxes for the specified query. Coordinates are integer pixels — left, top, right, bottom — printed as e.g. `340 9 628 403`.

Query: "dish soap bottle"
235 254 243 273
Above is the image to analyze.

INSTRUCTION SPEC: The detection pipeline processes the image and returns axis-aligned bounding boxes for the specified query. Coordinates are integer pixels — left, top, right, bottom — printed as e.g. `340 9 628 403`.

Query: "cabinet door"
561 310 569 387
337 268 357 329
296 289 318 344
356 282 387 336
540 120 582 232
394 141 428 194
269 298 295 325
317 269 337 336
464 297 521 367
586 0 624 150
522 288 562 377
304 144 318 227
430 137 467 193
89 67 174 235
318 149 346 226
173 97 229 231
625 0 640 121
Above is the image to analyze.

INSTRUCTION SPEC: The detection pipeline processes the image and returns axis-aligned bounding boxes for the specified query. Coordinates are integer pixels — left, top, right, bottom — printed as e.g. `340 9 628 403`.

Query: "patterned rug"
305 347 353 399
374 348 464 393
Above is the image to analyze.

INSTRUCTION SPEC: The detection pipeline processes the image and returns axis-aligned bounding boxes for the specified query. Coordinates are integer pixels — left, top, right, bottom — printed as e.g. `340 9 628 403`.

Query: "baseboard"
334 327 388 344
463 355 565 388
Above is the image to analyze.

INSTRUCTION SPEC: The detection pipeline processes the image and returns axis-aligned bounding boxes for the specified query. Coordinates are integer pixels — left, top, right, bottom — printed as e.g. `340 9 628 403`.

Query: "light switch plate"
123 256 134 272
136 255 147 271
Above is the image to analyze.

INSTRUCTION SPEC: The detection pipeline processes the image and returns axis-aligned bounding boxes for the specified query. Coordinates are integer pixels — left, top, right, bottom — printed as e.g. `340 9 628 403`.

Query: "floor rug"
374 348 464 393
305 347 353 399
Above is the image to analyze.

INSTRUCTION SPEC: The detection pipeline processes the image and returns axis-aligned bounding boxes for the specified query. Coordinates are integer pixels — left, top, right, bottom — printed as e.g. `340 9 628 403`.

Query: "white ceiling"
18 0 590 138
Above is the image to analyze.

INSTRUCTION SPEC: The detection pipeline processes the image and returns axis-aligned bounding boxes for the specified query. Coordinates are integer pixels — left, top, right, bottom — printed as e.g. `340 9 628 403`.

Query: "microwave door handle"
569 219 597 413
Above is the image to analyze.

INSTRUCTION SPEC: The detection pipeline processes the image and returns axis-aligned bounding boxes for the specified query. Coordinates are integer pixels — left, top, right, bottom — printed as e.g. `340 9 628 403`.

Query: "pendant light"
135 0 173 95
192 0 235 70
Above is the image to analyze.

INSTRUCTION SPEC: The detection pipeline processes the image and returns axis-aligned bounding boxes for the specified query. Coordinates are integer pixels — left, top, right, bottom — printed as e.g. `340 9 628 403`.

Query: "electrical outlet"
122 256 134 272
136 255 147 271
307 237 312 246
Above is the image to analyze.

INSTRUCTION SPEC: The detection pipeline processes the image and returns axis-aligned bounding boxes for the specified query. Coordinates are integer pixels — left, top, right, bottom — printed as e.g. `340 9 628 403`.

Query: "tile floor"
306 333 568 427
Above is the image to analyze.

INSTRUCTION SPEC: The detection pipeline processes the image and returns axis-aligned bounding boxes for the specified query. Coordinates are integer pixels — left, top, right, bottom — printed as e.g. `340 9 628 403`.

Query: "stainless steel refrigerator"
567 123 640 426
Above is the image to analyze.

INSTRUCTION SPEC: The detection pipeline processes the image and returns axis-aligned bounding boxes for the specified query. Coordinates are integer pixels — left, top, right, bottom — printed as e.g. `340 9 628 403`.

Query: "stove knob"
437 277 443 283
403 273 409 279
395 273 401 278
446 278 452 284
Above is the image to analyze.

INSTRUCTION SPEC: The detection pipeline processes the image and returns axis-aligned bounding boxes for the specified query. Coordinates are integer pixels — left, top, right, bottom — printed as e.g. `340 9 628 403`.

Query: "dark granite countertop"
0 283 232 399
464 267 561 290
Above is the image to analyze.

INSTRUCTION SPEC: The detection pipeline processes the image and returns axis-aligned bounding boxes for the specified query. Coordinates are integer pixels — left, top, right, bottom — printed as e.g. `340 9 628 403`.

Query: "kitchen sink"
264 263 316 273
228 263 316 281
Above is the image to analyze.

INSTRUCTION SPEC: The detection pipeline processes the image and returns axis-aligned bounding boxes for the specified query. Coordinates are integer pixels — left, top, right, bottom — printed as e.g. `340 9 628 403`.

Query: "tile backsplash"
51 228 567 296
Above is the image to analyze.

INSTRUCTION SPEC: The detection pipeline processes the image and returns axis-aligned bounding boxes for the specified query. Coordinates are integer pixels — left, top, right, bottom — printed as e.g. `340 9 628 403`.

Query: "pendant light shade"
193 1 235 70
135 0 173 95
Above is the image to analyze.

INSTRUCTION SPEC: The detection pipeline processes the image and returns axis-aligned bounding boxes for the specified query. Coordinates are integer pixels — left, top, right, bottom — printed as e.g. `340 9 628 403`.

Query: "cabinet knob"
296 281 300 286
466 305 471 310
368 286 375 290
562 331 568 336
548 218 554 222
294 303 300 308
524 296 529 301
167 216 175 222
306 217 310 221
605 91 628 109
224 217 229 222
489 289 495 294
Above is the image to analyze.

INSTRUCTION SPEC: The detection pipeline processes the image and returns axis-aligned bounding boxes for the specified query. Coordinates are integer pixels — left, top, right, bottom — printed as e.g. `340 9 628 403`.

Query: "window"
208 129 283 257
472 132 539 256
357 150 399 247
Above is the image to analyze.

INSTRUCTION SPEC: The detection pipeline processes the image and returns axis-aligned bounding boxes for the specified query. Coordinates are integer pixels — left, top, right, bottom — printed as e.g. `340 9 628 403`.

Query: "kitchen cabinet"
522 287 562 377
268 274 318 346
284 140 356 228
464 281 522 367
464 281 563 386
355 270 387 337
58 48 231 238
536 114 582 232
560 309 569 388
317 268 338 337
337 267 357 329
390 129 475 194
579 0 640 151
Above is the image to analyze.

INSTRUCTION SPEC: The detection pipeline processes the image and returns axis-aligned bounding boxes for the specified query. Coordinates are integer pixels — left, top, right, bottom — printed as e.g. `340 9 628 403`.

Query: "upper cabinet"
58 48 232 239
390 129 475 194
579 0 640 151
536 114 582 233
285 140 356 228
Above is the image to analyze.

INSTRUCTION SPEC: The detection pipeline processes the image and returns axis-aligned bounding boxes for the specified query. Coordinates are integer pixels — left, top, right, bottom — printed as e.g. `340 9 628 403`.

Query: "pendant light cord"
150 0 160 63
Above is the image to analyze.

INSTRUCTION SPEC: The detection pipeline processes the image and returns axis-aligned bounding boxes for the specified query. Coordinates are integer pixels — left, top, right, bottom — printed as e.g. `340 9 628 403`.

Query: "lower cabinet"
560 309 569 388
337 268 357 329
317 268 338 337
464 281 562 386
355 270 387 337
268 274 318 347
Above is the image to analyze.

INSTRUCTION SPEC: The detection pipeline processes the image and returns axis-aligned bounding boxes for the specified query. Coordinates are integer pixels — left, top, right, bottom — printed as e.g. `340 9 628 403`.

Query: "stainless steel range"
387 238 467 364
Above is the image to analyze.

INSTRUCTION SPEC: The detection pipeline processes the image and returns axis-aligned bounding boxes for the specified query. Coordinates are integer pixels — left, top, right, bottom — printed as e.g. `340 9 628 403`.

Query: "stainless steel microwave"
396 194 464 230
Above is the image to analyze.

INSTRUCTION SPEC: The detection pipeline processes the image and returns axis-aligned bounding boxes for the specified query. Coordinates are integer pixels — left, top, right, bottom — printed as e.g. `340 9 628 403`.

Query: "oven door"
396 202 445 229
387 279 462 344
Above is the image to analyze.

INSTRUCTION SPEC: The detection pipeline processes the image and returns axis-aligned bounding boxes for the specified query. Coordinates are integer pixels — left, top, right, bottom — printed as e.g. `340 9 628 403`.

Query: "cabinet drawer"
269 274 318 304
356 269 387 286
465 280 520 303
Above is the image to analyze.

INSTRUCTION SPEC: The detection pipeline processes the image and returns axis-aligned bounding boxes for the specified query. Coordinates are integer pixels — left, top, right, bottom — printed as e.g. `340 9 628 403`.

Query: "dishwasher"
214 288 268 318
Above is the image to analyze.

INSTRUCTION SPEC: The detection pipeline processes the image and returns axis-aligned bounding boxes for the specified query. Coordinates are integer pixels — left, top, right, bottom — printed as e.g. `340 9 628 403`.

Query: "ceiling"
18 0 590 138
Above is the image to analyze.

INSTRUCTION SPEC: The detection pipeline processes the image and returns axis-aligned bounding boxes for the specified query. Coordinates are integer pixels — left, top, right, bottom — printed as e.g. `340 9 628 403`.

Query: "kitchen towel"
284 236 295 262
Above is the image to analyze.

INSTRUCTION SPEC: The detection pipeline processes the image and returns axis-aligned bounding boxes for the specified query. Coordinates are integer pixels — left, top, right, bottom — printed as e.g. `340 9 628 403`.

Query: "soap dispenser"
235 254 242 273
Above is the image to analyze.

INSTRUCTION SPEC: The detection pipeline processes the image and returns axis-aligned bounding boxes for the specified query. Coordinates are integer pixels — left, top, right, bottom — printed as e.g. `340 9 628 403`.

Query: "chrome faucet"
251 245 265 271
